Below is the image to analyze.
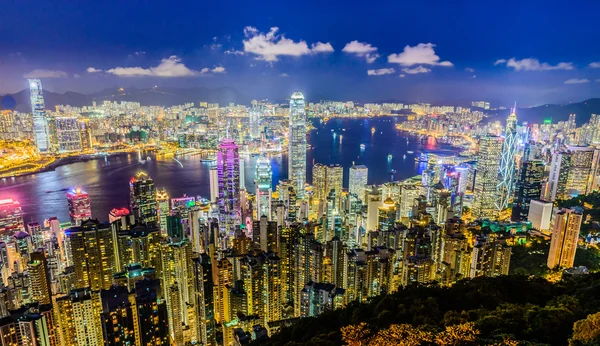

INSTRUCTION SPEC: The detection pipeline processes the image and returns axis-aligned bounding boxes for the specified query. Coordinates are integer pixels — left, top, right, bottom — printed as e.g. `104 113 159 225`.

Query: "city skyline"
2 1 600 105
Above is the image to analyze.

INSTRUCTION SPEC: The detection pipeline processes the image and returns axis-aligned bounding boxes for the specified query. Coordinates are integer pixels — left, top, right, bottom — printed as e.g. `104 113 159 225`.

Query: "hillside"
252 274 600 346
489 98 600 125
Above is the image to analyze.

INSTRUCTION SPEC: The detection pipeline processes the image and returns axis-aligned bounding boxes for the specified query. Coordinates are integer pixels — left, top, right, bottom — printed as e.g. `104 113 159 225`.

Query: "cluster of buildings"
0 81 598 345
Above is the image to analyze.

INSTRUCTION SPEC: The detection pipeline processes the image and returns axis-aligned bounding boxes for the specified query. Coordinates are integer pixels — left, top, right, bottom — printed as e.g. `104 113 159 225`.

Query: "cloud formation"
402 66 431 74
225 49 245 56
496 58 574 71
388 43 452 67
342 41 380 63
564 78 589 84
23 69 68 78
106 56 200 77
279 73 289 77
589 62 600 68
242 26 333 62
87 67 102 73
465 67 475 73
367 68 395 76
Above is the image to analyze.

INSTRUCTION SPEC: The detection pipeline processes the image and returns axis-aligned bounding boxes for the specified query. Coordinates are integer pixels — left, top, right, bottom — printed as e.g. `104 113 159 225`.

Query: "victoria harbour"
0 117 456 222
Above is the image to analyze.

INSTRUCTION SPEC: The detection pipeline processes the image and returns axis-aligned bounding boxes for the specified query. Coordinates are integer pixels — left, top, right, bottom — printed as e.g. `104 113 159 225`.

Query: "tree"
569 312 600 346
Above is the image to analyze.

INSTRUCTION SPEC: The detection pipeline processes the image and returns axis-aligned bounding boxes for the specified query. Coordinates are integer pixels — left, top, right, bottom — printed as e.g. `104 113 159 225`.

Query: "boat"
387 154 393 160
360 144 366 150
406 150 414 154
403 154 407 159
371 127 376 134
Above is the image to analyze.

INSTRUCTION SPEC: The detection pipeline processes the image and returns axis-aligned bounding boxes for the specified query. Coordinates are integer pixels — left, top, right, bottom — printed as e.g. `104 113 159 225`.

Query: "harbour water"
0 117 458 223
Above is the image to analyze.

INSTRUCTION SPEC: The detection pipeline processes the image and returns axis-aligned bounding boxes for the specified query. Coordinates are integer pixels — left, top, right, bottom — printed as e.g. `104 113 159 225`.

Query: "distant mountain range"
3 87 599 125
2 86 249 113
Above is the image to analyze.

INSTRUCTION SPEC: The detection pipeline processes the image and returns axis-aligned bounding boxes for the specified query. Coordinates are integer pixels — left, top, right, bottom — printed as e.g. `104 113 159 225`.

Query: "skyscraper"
288 92 307 199
255 155 272 220
156 187 170 234
547 146 600 201
497 107 518 210
209 168 219 203
548 208 583 269
66 187 92 226
54 117 82 153
512 160 544 221
472 135 502 219
129 172 158 225
349 165 368 203
28 79 50 153
217 139 241 234
312 163 343 209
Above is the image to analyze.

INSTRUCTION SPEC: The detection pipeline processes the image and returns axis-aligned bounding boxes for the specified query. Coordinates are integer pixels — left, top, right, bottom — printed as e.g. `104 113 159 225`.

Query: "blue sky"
1 0 600 106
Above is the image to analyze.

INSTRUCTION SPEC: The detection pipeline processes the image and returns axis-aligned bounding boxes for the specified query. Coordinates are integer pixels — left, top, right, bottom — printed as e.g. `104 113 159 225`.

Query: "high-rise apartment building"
288 92 307 199
472 135 502 219
54 117 82 153
66 187 92 226
312 163 343 209
28 79 50 153
547 146 600 201
547 208 583 269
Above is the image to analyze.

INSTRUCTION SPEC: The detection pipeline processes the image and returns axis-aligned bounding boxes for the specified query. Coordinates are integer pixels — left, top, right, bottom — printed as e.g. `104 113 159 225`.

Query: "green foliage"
251 274 600 346
509 239 550 276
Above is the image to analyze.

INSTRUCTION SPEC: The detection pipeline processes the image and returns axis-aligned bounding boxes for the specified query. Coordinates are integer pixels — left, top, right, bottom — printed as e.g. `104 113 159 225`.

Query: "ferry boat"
406 150 414 154
387 154 393 160
371 127 376 134
360 144 366 150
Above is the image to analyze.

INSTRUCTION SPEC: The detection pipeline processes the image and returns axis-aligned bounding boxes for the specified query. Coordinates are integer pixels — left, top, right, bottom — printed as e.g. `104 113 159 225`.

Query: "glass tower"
28 79 50 153
288 92 307 198
217 139 241 234
497 107 518 210
255 155 272 220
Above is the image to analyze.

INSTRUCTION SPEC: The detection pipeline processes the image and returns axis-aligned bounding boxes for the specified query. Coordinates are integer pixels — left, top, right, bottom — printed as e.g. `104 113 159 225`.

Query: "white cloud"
106 56 199 77
399 74 405 78
388 43 452 67
210 43 222 50
472 75 477 79
211 66 226 73
342 41 379 63
402 66 431 74
279 73 289 77
225 49 245 56
367 68 395 76
495 58 574 71
465 67 475 72
564 78 589 84
242 26 333 62
23 69 68 78
589 62 600 68
87 67 102 73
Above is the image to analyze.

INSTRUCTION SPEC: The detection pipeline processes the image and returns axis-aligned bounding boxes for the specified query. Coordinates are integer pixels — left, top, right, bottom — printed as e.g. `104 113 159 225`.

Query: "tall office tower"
66 187 92 226
547 208 583 269
54 117 82 153
249 110 261 139
27 251 51 305
65 219 115 290
255 155 273 220
547 146 600 201
276 180 298 223
349 165 368 203
497 107 518 210
469 236 512 278
512 160 544 221
239 158 246 190
214 258 233 324
193 254 216 346
0 198 24 233
472 135 503 219
100 286 136 345
288 92 307 199
217 139 241 234
156 187 170 234
129 172 158 225
134 279 170 346
209 168 219 203
28 79 50 153
312 163 344 208
161 239 196 345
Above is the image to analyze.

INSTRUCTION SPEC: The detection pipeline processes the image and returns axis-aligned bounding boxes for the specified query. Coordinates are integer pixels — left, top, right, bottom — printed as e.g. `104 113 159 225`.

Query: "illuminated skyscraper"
497 107 518 210
217 139 241 234
27 250 51 305
129 172 158 225
349 165 368 203
288 92 307 199
512 160 544 221
547 146 600 201
54 117 82 153
548 208 583 269
28 79 50 153
472 135 502 219
66 187 92 226
0 198 24 233
249 110 261 139
156 187 170 234
255 155 272 220
209 168 219 203
312 163 343 209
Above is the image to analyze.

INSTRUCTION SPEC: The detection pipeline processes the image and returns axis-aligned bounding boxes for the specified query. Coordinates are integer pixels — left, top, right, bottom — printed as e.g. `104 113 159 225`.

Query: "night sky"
1 0 600 106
